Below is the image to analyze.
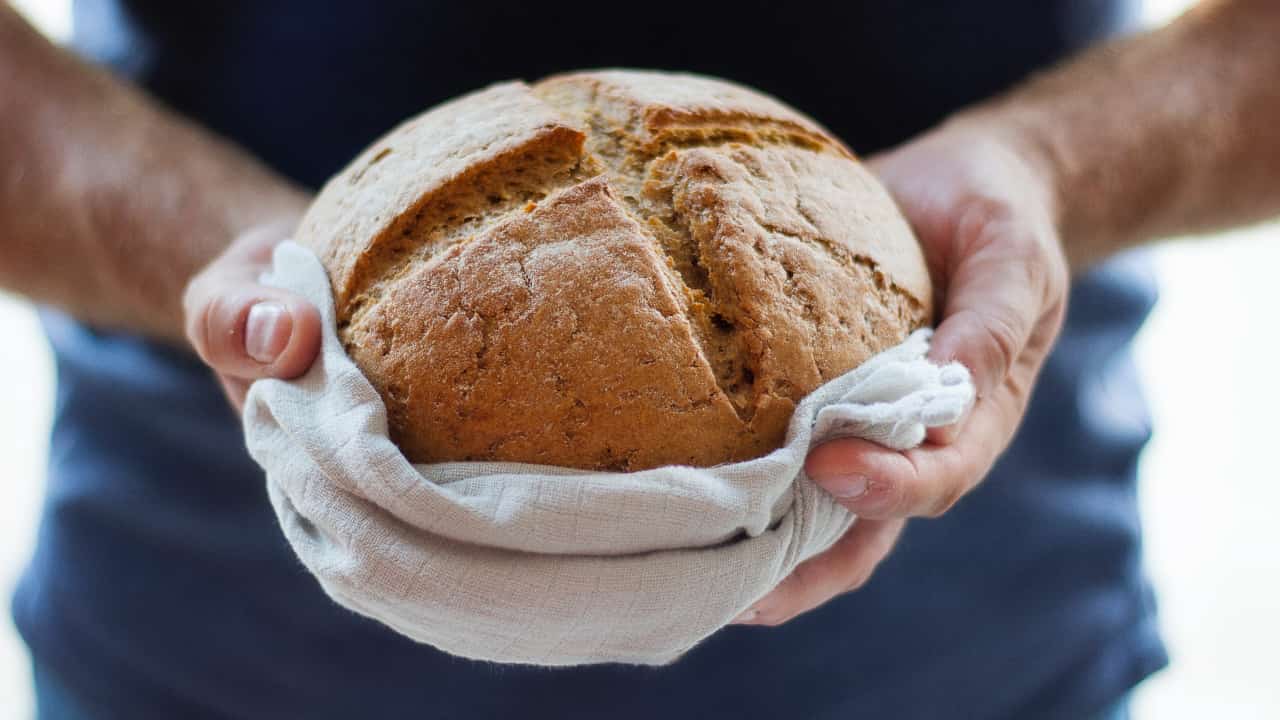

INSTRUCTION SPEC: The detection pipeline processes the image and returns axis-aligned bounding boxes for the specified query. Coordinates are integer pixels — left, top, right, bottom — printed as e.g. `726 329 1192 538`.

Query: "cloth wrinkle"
244 241 974 666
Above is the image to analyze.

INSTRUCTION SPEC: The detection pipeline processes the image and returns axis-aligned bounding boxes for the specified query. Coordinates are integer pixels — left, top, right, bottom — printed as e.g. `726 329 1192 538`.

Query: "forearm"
0 6 308 343
956 0 1280 270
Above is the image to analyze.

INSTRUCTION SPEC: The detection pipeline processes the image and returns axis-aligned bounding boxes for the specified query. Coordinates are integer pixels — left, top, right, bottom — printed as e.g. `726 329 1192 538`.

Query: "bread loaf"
296 70 932 471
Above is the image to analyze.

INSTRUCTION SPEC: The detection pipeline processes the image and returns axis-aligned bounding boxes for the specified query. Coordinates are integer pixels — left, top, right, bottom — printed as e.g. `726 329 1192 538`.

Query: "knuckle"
873 471 932 520
951 196 1011 258
868 474 909 517
1017 221 1067 293
204 292 235 335
878 455 922 517
890 481 919 518
1002 368 1034 404
978 311 1022 381
201 293 247 364
1036 243 1070 306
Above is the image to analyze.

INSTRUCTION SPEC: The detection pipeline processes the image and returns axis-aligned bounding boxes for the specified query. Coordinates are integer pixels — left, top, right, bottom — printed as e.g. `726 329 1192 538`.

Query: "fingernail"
245 302 291 364
824 474 870 499
730 608 758 625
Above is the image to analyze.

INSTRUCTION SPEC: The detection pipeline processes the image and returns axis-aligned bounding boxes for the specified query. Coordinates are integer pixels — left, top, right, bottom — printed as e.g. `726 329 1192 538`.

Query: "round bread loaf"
296 70 932 471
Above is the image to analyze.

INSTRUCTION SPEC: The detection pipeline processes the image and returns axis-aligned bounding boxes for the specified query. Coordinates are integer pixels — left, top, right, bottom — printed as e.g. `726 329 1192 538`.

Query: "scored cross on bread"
297 70 931 471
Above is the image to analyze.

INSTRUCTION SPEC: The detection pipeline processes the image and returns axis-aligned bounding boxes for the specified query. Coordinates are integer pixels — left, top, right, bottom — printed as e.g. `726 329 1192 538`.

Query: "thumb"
185 281 320 381
183 235 320 382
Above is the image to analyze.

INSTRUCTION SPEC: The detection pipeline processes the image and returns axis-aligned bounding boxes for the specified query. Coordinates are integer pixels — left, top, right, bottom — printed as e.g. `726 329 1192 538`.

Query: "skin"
741 0 1280 625
0 4 318 402
0 5 313 344
1 0 1277 628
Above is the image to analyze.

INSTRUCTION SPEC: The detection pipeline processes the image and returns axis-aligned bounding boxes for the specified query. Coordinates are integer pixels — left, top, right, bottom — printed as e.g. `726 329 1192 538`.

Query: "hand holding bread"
742 115 1069 626
183 71 1060 631
184 216 321 411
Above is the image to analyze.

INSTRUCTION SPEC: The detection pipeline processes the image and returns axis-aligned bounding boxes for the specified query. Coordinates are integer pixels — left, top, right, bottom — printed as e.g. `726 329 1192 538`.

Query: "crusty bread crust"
297 70 931 471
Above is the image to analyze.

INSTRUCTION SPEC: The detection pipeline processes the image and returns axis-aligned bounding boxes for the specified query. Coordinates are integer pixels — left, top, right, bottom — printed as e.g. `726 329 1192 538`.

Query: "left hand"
732 117 1070 626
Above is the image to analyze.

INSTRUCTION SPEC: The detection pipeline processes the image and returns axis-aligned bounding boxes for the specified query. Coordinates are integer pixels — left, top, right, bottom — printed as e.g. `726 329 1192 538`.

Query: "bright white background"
1 0 1276 717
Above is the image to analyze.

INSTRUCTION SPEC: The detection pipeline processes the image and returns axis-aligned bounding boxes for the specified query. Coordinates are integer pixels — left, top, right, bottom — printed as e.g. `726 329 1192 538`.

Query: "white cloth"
244 241 974 666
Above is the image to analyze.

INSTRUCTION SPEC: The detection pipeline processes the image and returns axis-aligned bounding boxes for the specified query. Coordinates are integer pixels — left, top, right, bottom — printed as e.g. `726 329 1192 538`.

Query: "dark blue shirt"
14 1 1166 717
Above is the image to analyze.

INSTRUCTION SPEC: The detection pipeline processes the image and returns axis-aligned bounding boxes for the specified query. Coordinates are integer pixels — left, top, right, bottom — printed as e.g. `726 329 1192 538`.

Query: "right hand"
182 218 322 412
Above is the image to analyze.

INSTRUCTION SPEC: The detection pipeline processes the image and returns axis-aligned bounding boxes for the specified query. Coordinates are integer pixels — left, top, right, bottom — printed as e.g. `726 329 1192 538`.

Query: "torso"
14 2 1164 717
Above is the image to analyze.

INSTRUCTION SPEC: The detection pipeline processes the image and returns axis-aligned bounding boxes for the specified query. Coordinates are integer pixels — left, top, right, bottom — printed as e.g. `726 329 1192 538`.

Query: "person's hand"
732 118 1070 626
183 218 322 412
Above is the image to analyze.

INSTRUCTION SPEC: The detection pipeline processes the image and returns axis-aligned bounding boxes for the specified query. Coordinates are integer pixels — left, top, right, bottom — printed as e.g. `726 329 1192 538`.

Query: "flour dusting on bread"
296 70 931 470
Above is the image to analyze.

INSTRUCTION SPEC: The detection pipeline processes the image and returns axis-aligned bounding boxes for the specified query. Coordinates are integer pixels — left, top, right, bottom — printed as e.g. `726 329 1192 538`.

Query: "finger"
184 276 321 382
928 209 1058 402
183 227 321 382
805 338 1043 520
732 519 905 626
805 436 970 520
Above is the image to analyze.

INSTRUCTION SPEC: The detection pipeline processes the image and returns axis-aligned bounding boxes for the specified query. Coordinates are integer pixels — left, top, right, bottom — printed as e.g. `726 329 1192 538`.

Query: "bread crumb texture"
296 70 931 471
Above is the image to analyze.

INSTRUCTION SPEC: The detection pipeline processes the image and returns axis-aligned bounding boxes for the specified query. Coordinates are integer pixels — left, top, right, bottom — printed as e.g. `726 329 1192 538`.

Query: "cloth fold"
243 241 974 666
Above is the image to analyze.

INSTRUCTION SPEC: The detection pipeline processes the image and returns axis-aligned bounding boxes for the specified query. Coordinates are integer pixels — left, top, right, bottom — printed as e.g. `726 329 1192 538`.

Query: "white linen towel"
243 241 974 666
